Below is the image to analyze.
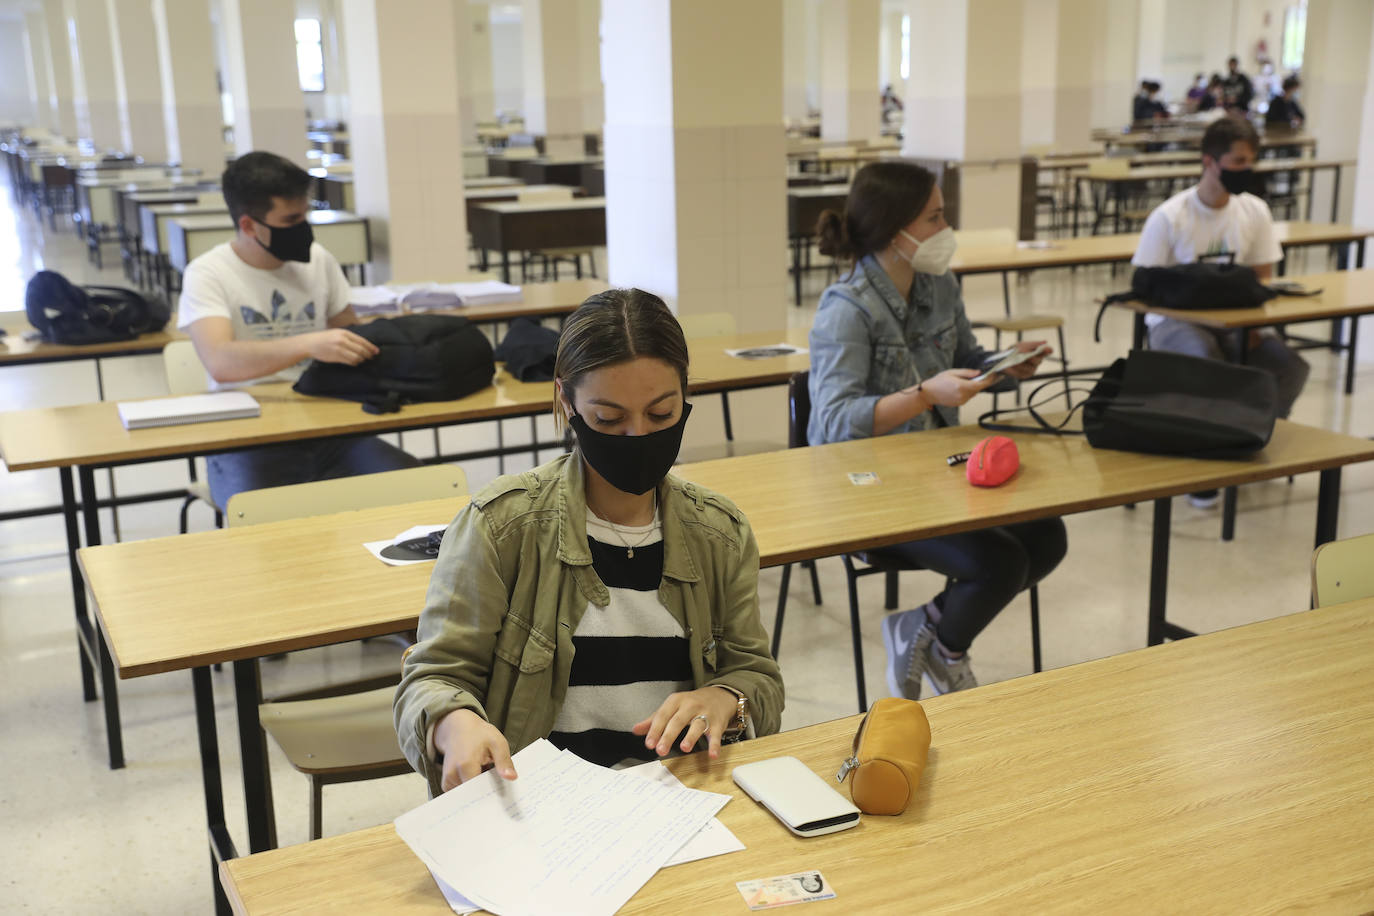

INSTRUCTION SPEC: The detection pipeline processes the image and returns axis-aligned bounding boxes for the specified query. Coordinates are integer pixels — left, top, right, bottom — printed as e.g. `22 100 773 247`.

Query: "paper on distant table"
726 344 807 360
395 739 731 916
623 760 745 866
362 524 449 567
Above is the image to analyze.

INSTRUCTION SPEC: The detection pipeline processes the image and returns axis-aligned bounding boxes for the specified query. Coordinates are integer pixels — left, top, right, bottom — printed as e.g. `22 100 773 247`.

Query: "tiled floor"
3 179 1372 913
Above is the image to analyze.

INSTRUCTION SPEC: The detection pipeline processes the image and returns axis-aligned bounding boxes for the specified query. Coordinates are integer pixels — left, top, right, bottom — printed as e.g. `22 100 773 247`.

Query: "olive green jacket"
393 453 785 794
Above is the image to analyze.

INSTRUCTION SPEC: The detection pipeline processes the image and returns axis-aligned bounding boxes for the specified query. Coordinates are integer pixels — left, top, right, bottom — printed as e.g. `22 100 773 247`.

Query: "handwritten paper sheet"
396 739 731 916
623 760 745 866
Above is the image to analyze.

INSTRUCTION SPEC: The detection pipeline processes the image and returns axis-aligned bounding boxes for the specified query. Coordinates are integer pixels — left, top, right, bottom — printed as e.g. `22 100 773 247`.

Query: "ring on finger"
691 714 709 726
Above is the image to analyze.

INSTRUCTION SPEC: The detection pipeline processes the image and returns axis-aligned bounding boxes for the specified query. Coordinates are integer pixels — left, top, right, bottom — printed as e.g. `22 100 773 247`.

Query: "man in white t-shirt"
179 151 417 507
1132 116 1309 506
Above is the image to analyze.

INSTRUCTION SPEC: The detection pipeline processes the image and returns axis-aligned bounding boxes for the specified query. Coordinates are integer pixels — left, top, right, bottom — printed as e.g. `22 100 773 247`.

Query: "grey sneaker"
881 604 935 700
923 637 979 695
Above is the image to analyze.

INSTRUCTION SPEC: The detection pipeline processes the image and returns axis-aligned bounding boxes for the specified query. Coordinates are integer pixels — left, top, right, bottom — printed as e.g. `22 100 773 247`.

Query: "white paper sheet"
623 760 745 866
395 739 731 916
362 524 449 566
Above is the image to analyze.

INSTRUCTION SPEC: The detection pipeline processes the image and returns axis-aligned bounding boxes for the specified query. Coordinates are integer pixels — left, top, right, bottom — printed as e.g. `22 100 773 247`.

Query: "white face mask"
897 227 957 275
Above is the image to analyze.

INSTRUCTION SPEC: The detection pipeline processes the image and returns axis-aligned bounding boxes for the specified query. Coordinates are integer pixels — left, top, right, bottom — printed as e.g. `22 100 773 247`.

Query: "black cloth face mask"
254 218 315 263
569 401 692 496
1219 167 1255 196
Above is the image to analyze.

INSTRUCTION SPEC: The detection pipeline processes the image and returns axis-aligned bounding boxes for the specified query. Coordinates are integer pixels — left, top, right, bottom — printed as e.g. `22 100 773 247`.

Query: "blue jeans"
207 435 421 508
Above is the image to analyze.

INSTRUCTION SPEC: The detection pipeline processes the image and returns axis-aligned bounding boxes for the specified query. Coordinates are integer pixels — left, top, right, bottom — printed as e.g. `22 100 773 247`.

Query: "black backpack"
25 270 171 345
293 314 496 413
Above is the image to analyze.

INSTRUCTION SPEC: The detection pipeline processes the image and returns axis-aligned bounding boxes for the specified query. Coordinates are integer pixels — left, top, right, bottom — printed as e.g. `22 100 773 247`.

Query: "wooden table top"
475 196 606 214
949 222 1370 274
220 598 1374 915
0 280 603 367
1108 269 1374 328
0 328 810 472
81 417 1374 678
1082 157 1352 184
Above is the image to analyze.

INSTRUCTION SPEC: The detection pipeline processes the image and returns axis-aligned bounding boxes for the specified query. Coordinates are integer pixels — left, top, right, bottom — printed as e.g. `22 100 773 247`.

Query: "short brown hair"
553 288 689 422
1201 116 1259 162
815 161 938 262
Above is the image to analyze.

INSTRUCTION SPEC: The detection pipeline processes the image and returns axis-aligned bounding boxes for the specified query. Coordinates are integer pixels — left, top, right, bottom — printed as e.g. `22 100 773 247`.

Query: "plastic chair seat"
259 686 409 776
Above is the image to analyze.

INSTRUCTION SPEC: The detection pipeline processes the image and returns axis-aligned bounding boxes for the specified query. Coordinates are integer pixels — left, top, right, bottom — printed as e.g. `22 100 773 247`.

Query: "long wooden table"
467 197 607 283
4 328 810 772
218 598 1374 915
1074 158 1354 235
78 416 1372 909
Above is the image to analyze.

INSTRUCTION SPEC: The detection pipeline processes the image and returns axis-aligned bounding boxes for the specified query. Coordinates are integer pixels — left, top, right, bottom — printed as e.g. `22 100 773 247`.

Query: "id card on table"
736 871 837 910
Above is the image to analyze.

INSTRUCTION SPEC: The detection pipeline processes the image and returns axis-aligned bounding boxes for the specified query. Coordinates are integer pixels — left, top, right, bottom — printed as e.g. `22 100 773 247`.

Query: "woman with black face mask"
395 289 784 795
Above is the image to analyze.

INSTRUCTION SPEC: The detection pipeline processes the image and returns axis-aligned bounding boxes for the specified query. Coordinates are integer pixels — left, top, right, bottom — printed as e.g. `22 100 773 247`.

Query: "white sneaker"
881 604 936 700
1187 489 1220 509
923 637 979 696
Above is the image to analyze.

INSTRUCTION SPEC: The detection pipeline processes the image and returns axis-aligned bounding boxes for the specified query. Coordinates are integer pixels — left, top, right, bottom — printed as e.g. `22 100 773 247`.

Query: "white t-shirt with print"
1131 187 1283 327
176 241 350 389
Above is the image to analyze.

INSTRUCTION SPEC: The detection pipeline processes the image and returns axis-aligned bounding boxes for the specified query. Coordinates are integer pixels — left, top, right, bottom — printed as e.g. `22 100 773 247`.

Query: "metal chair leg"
884 569 899 610
310 777 324 841
804 559 823 605
1029 585 1043 673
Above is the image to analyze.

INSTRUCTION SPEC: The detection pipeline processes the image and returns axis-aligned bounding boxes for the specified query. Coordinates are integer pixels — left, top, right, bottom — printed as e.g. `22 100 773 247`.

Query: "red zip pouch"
966 435 1019 487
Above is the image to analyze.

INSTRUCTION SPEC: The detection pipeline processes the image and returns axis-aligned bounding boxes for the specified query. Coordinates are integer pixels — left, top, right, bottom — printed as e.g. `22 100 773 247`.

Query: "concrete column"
24 12 54 132
903 0 1022 229
1051 0 1094 153
1090 0 1138 129
66 0 123 148
522 0 586 158
43 0 78 139
1021 0 1058 151
1136 0 1166 91
819 0 879 143
1304 0 1374 224
579 0 602 133
452 0 476 145
220 0 304 163
880 7 904 100
106 0 169 162
782 0 809 122
466 3 496 124
1352 11 1374 230
318 0 351 125
342 0 468 281
602 0 787 333
152 0 224 176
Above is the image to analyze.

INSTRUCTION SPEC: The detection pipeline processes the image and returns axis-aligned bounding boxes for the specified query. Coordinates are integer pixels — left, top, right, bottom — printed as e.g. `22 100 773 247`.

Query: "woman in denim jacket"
808 161 1068 700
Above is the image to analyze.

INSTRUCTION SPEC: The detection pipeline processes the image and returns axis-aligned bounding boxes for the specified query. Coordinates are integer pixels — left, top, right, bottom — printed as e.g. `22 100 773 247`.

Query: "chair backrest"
517 185 573 205
952 227 1016 249
1086 157 1131 178
226 464 468 528
787 371 811 449
1311 532 1374 607
504 145 539 160
676 311 737 339
163 340 208 395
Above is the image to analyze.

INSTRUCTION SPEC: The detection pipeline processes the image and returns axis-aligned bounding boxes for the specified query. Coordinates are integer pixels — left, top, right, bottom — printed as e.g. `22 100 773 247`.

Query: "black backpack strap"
360 391 403 414
976 377 1094 436
1094 291 1137 343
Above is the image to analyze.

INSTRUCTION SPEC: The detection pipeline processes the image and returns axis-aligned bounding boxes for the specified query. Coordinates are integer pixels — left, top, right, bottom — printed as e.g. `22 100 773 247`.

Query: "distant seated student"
1131 116 1309 504
1132 80 1168 122
1185 73 1208 112
178 151 419 507
1197 74 1225 112
1265 76 1305 129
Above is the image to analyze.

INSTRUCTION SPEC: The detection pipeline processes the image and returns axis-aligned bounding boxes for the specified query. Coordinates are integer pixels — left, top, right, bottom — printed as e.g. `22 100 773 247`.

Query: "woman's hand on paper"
434 708 518 792
632 687 739 760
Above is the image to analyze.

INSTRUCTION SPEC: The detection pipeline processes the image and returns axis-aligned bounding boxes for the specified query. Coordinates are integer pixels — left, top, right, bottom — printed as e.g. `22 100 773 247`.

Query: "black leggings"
880 517 1068 653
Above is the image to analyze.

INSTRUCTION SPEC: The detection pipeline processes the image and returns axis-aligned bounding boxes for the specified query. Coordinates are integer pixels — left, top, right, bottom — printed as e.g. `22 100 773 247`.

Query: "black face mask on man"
253 217 315 263
1218 166 1255 196
568 402 692 496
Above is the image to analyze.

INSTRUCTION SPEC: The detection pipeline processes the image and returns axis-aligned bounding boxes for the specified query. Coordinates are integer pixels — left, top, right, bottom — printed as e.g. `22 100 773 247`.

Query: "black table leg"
78 464 125 769
193 666 236 916
1147 496 1195 645
59 467 97 703
1132 313 1146 352
1331 165 1341 223
1345 317 1359 396
1315 467 1341 548
500 249 511 284
1219 331 1253 542
792 236 803 307
233 658 277 852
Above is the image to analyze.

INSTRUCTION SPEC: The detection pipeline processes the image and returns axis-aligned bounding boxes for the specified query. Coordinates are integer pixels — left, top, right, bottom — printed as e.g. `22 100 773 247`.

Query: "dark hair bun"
815 209 853 259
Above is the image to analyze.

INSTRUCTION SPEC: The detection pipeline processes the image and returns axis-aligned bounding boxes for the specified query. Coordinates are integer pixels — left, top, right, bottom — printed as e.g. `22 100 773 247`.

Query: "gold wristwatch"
714 684 750 743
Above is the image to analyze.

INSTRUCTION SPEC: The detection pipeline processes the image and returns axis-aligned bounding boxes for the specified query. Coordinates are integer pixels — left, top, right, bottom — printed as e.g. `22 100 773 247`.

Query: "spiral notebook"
117 391 261 430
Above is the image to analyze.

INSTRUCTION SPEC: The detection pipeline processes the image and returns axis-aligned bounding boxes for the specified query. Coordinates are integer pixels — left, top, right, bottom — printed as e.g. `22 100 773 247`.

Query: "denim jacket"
808 255 991 444
393 452 784 795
